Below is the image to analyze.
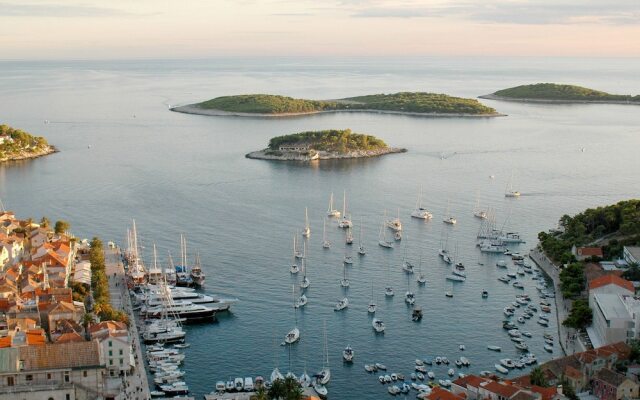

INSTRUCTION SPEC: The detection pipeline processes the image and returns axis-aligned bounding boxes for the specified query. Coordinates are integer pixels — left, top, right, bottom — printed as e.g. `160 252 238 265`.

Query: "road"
105 246 151 400
529 247 584 356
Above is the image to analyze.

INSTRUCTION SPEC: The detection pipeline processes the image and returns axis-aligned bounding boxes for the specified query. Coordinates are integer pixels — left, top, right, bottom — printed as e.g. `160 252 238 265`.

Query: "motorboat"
446 274 465 282
512 281 524 289
386 209 402 231
160 381 189 395
460 357 469 366
538 319 549 326
295 294 308 308
412 307 423 322
427 371 435 379
443 216 457 225
448 368 455 376
544 344 553 352
498 276 510 283
375 363 387 370
415 365 427 373
496 260 507 268
226 380 234 391
284 327 300 344
334 298 349 311
417 372 425 380
482 290 489 298
402 260 414 274
365 364 377 373
385 287 394 297
500 359 516 368
244 377 254 391
515 342 529 351
372 318 385 333
445 291 453 297
342 345 354 362
495 364 509 374
394 231 402 241
405 291 415 305
388 385 401 395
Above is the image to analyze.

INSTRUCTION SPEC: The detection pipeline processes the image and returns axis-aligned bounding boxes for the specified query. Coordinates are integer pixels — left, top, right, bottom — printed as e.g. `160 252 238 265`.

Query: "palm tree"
530 367 548 387
252 386 268 400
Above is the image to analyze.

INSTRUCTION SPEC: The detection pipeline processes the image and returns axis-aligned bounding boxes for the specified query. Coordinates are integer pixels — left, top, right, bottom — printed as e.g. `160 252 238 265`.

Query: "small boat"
460 356 469 366
459 344 465 351
543 333 553 340
244 377 254 391
537 319 549 326
302 207 311 238
515 342 529 351
481 290 489 298
378 218 394 248
494 364 509 374
322 219 331 249
412 307 423 322
498 276 510 283
496 260 507 268
215 381 225 392
412 186 433 220
385 287 394 297
439 379 452 387
388 385 401 395
512 281 524 289
411 373 417 380
415 365 427 373
487 345 502 352
226 380 235 391
448 368 455 376
372 318 385 333
234 378 244 392
173 343 190 349
378 375 385 383
375 363 387 370
545 338 554 345
394 231 402 241
334 297 349 311
365 364 377 373
415 359 424 366
342 345 354 362
445 291 453 298
427 371 435 379
417 372 425 380
522 331 532 337
384 375 392 383
500 359 515 369
544 344 553 352
390 373 398 381
150 391 166 398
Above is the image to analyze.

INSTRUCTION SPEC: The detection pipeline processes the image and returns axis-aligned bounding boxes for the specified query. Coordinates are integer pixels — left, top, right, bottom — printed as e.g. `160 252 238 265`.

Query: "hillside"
0 124 55 162
484 83 640 103
174 92 499 116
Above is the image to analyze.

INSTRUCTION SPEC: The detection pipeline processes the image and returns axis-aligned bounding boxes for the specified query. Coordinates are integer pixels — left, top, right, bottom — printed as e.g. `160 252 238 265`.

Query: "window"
66 395 71 400
48 397 54 400
83 371 88 378
108 341 112 347
26 374 33 381
119 349 123 355
108 350 112 356
119 358 123 365
47 373 52 380
7 376 14 386
109 359 113 365
64 372 70 383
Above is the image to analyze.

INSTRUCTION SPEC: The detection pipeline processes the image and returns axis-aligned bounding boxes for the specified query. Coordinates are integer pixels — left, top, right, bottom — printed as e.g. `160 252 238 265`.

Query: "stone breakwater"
245 147 407 161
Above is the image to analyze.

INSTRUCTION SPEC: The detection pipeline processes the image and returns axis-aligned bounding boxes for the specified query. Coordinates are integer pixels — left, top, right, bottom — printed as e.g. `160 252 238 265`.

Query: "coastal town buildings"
623 246 640 266
587 276 637 347
592 368 639 400
0 210 134 399
572 246 604 262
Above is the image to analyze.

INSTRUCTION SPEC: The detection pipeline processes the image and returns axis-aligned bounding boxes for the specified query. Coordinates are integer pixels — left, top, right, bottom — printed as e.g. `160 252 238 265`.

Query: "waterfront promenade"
529 247 585 356
105 246 151 400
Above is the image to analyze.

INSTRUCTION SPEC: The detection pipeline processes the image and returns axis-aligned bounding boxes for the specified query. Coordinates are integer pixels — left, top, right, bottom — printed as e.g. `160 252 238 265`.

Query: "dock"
105 246 152 400
204 387 320 399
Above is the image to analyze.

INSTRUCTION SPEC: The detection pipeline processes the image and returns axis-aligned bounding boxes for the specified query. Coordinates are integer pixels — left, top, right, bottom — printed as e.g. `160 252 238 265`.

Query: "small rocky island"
0 124 56 163
246 129 406 161
172 92 501 117
480 83 640 105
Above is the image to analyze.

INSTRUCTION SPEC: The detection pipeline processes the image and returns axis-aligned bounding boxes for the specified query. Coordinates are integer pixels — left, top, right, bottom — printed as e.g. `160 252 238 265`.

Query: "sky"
0 0 639 59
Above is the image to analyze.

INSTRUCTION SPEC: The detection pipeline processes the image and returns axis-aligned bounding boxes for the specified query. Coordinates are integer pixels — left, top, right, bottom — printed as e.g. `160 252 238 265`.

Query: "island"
171 92 501 117
0 124 56 163
480 83 640 105
246 129 406 161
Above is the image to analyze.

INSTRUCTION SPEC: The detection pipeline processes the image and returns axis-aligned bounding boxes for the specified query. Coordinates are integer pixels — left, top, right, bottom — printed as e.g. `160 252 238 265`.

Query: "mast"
342 190 347 217
328 193 333 213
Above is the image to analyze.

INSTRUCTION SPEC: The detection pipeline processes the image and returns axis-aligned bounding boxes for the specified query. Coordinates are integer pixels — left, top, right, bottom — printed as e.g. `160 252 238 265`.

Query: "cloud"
0 2 134 17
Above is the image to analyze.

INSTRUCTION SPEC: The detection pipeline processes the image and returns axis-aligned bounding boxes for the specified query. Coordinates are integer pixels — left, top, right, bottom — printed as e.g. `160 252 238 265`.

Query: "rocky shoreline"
171 104 505 118
246 147 407 162
479 93 640 106
0 146 58 163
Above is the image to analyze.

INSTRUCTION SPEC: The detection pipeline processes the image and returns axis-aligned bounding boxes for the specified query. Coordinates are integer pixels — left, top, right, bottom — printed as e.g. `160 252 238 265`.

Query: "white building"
89 321 134 376
623 246 640 266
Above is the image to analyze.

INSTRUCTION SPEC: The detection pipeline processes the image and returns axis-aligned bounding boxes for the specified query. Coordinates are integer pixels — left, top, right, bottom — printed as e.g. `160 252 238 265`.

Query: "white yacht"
385 286 394 297
411 187 433 220
144 302 216 320
443 200 457 225
368 283 376 313
378 220 393 248
337 191 353 228
295 294 308 308
285 285 300 344
327 192 341 218
322 219 331 249
342 345 354 362
345 227 354 245
340 263 350 288
334 297 349 311
317 323 331 385
302 207 311 238
358 219 366 255
505 171 521 197
372 318 385 333
386 209 402 231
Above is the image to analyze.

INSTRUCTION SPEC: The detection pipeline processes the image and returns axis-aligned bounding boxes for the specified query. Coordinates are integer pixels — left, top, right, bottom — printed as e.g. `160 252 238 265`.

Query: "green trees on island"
493 83 640 102
196 92 497 115
0 124 50 160
563 298 593 330
267 129 388 153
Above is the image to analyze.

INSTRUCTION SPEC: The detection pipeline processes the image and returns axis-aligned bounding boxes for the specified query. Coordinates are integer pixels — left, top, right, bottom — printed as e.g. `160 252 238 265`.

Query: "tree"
54 220 70 235
559 376 578 400
252 386 268 400
39 216 50 228
623 264 640 281
530 367 548 387
563 299 593 330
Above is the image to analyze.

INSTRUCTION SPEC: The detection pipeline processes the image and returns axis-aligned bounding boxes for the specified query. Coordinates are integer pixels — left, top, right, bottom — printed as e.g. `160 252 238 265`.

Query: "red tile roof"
589 274 634 293
483 381 521 398
577 247 603 257
453 374 489 389
428 387 465 400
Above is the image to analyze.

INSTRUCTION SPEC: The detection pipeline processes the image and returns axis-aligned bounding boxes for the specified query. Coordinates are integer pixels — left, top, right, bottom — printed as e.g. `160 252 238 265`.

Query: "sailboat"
317 323 331 384
322 219 331 249
358 218 366 255
300 242 310 289
327 192 341 217
345 226 354 245
340 262 350 288
284 285 300 344
473 195 487 219
416 252 427 285
368 282 376 313
302 207 311 237
378 218 393 248
411 186 433 220
386 208 402 231
385 261 394 297
342 345 354 363
190 252 206 287
290 235 300 274
295 282 308 308
505 171 521 197
439 230 452 264
402 237 414 274
443 200 457 225
175 234 193 287
372 318 385 333
294 234 303 259
338 191 353 228
405 275 415 305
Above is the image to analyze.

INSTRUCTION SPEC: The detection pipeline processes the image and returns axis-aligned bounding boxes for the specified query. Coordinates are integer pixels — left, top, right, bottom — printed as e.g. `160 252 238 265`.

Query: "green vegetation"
559 262 585 299
73 237 129 325
538 200 640 264
249 376 302 400
0 124 51 161
623 264 640 281
195 92 497 115
563 298 593 330
268 129 388 153
492 83 640 102
54 220 70 235
529 367 549 387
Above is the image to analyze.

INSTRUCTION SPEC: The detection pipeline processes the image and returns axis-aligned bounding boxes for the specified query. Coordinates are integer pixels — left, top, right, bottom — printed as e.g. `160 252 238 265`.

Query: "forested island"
172 92 501 117
246 129 406 161
0 124 56 163
481 83 640 104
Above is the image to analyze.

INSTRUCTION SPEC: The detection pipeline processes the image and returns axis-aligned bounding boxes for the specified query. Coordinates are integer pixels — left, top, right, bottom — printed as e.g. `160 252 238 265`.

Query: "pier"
105 246 152 400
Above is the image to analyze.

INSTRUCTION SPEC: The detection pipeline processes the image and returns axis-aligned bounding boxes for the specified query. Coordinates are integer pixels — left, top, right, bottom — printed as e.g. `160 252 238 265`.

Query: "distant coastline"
479 93 640 106
172 104 504 118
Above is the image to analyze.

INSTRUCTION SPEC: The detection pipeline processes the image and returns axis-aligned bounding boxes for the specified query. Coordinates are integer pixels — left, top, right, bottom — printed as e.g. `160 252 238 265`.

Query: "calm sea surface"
1 57 640 398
